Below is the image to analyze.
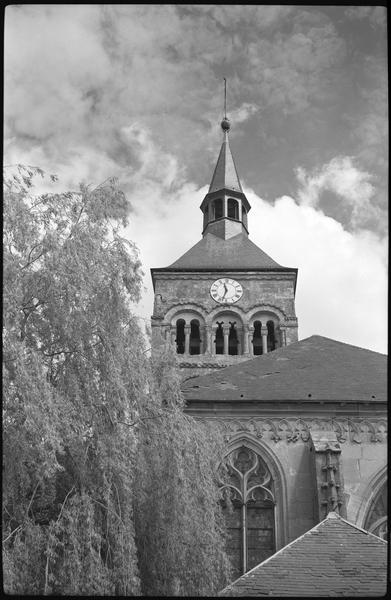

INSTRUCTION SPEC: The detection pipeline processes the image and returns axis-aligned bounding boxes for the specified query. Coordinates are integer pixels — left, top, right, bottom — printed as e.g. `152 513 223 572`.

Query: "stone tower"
151 116 298 379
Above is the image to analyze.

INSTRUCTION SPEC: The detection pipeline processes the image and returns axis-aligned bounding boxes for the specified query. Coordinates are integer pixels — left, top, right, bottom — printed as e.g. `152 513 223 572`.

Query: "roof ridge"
326 511 388 542
304 334 387 356
219 511 387 595
220 521 321 593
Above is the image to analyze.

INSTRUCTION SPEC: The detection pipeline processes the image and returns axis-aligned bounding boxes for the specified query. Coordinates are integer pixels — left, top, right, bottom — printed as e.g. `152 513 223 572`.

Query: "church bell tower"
151 112 298 379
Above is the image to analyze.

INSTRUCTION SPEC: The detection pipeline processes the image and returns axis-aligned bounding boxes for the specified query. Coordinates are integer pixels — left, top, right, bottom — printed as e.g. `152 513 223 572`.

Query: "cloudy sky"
4 5 388 353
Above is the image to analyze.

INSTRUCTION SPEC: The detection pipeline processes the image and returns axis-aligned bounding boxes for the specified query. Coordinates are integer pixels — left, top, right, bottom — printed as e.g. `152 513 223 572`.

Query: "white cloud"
228 103 259 125
295 156 382 229
245 191 387 353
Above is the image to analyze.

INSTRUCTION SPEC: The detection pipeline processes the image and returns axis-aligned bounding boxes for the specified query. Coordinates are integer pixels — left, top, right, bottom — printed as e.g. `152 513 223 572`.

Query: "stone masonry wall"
189 415 387 546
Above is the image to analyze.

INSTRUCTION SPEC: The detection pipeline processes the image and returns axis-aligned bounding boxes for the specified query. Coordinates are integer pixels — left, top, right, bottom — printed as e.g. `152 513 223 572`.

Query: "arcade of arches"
171 315 281 356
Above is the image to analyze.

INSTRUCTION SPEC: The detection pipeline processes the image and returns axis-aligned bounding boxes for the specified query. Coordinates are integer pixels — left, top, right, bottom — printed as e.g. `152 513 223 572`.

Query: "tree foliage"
135 346 231 596
3 166 231 596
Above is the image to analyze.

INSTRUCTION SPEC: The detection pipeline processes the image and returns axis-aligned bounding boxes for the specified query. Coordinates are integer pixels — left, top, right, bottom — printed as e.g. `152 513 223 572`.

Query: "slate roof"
182 335 387 402
219 511 388 597
164 232 291 270
209 132 243 194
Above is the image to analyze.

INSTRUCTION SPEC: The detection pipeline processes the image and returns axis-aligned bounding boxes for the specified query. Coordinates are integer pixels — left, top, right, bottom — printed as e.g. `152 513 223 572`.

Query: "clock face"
210 278 243 304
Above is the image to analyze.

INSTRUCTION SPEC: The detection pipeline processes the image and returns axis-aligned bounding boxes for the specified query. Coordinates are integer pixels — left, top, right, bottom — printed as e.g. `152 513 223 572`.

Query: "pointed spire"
208 128 243 194
209 81 243 194
200 81 251 239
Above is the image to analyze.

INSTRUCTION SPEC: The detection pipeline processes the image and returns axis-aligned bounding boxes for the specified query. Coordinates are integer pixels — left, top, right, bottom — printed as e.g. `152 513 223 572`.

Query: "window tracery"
365 484 387 541
220 446 276 578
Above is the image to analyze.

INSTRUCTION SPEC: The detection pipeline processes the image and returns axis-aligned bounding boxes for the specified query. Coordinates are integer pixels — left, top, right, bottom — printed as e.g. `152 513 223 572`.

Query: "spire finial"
224 77 227 118
221 77 231 133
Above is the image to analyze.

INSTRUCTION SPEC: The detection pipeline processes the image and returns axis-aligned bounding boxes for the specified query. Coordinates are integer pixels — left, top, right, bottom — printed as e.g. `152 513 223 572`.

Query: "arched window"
253 321 263 355
228 198 239 220
242 206 248 228
267 320 276 352
213 198 223 220
215 321 224 354
364 484 388 540
229 321 239 355
189 319 201 355
220 446 276 580
175 319 185 354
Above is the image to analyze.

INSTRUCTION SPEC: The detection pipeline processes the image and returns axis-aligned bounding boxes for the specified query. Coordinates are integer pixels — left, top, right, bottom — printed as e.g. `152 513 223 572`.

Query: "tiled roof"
209 133 243 194
165 232 289 270
219 512 388 597
182 335 387 402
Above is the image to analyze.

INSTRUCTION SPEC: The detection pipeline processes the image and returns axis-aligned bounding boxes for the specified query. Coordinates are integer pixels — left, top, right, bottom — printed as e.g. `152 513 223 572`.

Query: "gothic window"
190 319 201 355
228 198 239 220
175 319 185 354
267 320 276 352
229 321 239 355
213 198 223 220
215 322 224 354
253 321 263 355
220 446 276 580
364 484 388 541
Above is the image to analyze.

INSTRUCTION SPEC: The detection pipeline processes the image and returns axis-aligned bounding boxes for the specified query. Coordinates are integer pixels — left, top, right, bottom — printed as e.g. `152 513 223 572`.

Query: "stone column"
211 327 216 355
280 325 287 347
237 327 243 355
248 326 254 355
200 326 206 354
242 324 249 354
223 325 230 355
261 326 268 354
205 326 211 354
223 197 228 218
184 325 191 355
238 201 242 223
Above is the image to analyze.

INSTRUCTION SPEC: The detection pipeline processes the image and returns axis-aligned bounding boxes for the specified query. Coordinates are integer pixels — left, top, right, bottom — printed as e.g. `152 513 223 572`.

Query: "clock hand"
223 283 228 298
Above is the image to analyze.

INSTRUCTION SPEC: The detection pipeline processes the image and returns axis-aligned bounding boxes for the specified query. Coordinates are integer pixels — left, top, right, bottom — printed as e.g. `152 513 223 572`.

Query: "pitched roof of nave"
181 335 387 402
219 511 387 597
165 232 293 270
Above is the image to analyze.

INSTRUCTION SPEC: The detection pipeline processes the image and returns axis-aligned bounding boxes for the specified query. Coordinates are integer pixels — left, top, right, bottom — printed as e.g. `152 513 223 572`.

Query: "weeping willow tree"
3 166 231 596
134 346 231 596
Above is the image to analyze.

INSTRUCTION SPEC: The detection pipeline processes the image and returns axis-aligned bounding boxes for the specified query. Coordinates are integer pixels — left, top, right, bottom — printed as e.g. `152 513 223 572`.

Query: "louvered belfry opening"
215 322 224 354
189 319 201 355
175 319 185 354
228 321 239 355
253 321 263 355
